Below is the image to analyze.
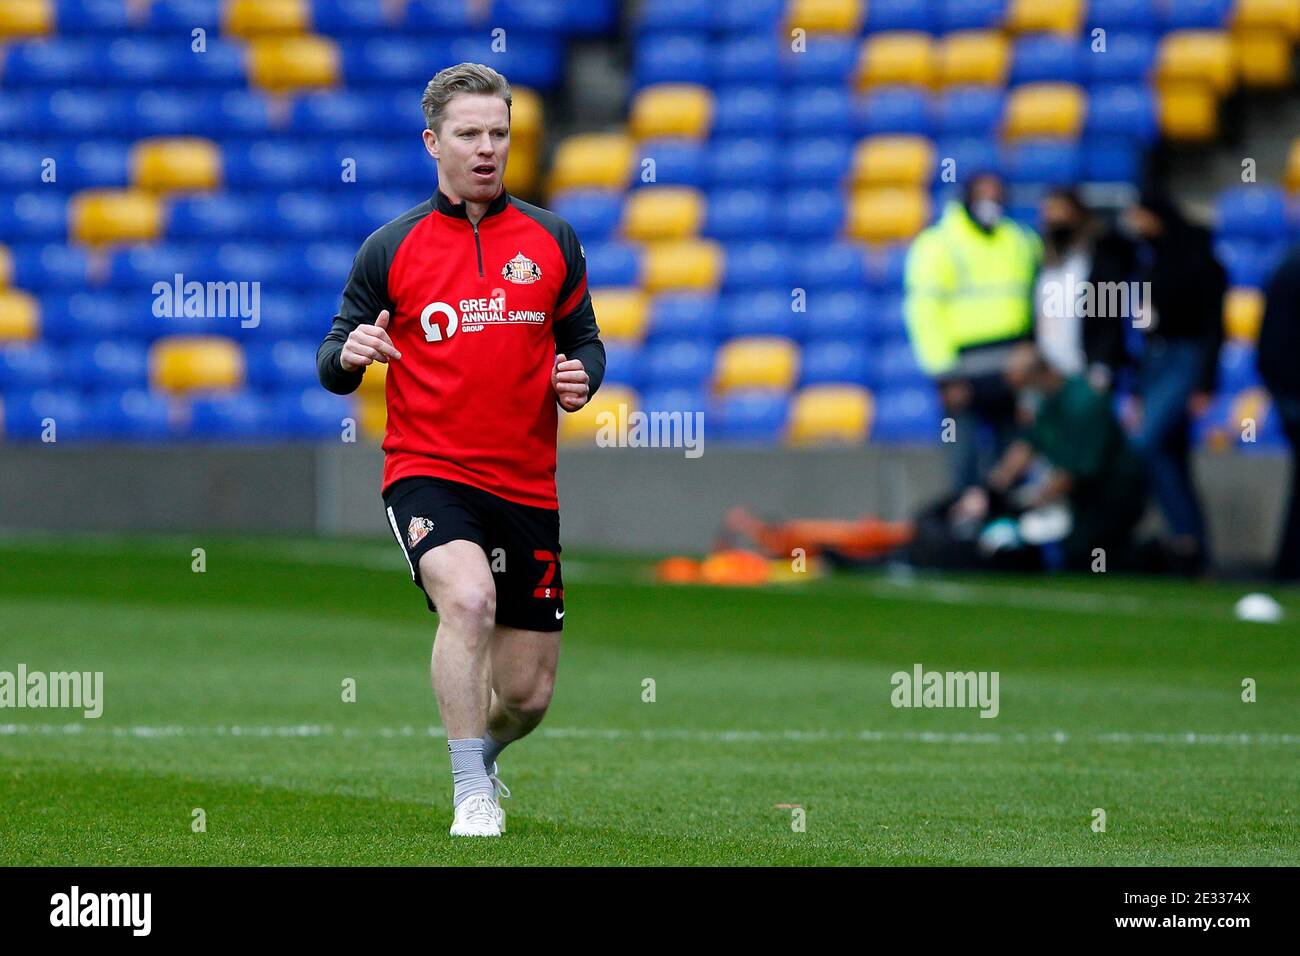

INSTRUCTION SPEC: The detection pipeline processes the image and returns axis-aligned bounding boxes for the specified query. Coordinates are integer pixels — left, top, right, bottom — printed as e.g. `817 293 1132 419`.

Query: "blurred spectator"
1034 188 1137 390
1122 190 1225 574
904 172 1042 489
1257 246 1300 581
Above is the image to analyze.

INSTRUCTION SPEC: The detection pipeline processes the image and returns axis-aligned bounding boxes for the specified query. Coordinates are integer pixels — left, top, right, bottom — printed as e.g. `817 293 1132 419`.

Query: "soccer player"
316 63 605 837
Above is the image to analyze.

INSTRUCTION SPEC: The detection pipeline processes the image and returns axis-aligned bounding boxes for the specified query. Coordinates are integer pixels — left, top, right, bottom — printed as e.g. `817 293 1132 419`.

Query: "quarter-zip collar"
434 187 510 221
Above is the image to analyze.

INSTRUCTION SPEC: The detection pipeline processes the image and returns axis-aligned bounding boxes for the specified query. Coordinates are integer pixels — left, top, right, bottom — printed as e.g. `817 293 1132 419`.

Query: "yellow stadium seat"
1157 31 1236 95
0 244 12 289
785 0 864 35
0 289 39 342
356 356 386 399
1005 0 1083 35
0 0 52 38
510 86 544 149
1233 31 1293 87
937 30 1010 87
851 135 936 188
547 133 633 193
248 36 340 93
1233 0 1300 37
357 395 386 440
1286 138 1300 192
1158 84 1219 141
588 288 649 341
642 239 723 293
621 187 705 242
222 0 308 38
558 385 638 445
857 32 935 90
130 138 222 194
1224 287 1264 341
151 337 245 393
788 385 873 445
715 337 799 393
70 189 164 246
503 145 538 195
1003 83 1087 140
629 85 713 140
846 188 931 243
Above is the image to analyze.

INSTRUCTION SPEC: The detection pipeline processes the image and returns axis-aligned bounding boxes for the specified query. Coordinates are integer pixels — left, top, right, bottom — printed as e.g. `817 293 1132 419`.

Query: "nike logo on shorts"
555 609 565 619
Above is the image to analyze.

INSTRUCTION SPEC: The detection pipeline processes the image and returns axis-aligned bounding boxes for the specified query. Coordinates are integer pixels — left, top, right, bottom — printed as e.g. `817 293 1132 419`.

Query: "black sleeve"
317 230 395 395
1197 245 1228 395
551 221 606 401
1084 231 1138 375
1258 248 1300 397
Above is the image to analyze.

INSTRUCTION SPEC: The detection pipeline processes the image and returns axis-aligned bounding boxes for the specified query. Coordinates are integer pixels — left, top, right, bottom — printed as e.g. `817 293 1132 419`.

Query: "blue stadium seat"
1001 141 1083 186
185 394 271 441
0 95 46 137
704 188 778 241
271 388 355 440
1011 36 1085 85
1086 0 1159 32
44 91 134 137
784 86 854 137
779 38 858 86
244 341 320 391
714 87 779 136
550 191 625 241
298 243 360 289
1084 137 1144 182
61 142 132 190
334 141 433 189
448 35 562 89
143 0 221 32
585 242 644 286
797 242 868 289
871 386 942 443
91 389 175 440
249 291 343 342
864 246 909 291
869 292 909 341
1214 238 1288 289
1218 342 1261 393
646 293 721 341
723 240 792 289
274 193 357 239
292 91 413 137
0 193 68 241
712 0 785 34
1 389 89 441
710 390 790 443
632 140 706 189
935 87 1005 137
0 344 61 392
600 340 642 389
1216 186 1290 241
0 143 55 190
495 0 616 34
721 291 797 339
36 293 136 343
780 189 847 240
224 142 335 190
342 38 456 88
638 0 714 33
939 0 1006 31
800 340 873 387
641 339 715 388
636 34 713 87
167 195 264 241
804 290 872 341
934 138 1000 179
56 0 135 34
856 88 934 137
640 386 707 416
866 0 937 32
780 139 853 189
403 0 479 29
710 138 778 188
715 36 778 88
1084 33 1157 84
1161 0 1232 30
10 245 91 290
66 341 150 391
0 41 105 88
1085 85 1158 141
313 0 395 34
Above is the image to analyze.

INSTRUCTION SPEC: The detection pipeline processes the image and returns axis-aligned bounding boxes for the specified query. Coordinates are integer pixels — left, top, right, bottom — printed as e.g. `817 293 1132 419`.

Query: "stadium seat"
1001 140 1083 185
588 288 649 341
640 386 706 417
598 340 641 389
784 0 864 34
939 0 1006 31
547 133 633 192
714 336 799 392
0 0 53 38
935 87 1005 137
1005 0 1084 34
621 187 704 241
865 0 936 31
1003 84 1087 141
1233 31 1293 88
1086 33 1158 84
937 31 1010 88
1216 186 1290 240
1158 84 1219 140
804 289 873 340
0 193 67 241
629 85 713 140
1156 31 1235 95
799 341 872 387
846 189 931 243
641 239 723 293
0 289 39 342
646 293 721 341
638 0 714 33
721 290 797 340
0 341 59 390
558 384 637 445
797 242 868 290
1286 138 1300 193
704 189 778 241
632 139 707 189
1162 0 1234 30
781 139 853 188
788 384 873 445
722 240 792 290
130 138 223 194
716 87 780 136
549 190 624 241
69 189 164 246
1215 237 1287 288
857 33 935 90
715 37 779 89
635 33 712 88
709 389 791 442
779 189 846 239
1 389 88 441
243 340 318 390
1086 0 1159 32
851 136 936 189
855 88 933 137
67 341 149 390
709 138 778 188
781 38 859 86
1224 287 1264 340
871 385 941 442
1084 85 1158 142
91 389 175 441
150 336 244 393
641 339 715 387
1010 36 1084 85
1232 0 1300 35
584 241 643 286
248 36 341 94
0 244 11 287
222 0 308 37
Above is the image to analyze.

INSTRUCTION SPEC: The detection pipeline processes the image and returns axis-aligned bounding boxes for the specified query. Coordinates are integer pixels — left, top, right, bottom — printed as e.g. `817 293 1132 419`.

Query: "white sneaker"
487 762 511 833
449 793 503 837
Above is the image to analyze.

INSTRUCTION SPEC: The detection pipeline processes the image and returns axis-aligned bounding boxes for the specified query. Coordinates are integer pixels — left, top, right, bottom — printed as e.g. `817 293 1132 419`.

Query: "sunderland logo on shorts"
407 516 435 548
501 251 541 285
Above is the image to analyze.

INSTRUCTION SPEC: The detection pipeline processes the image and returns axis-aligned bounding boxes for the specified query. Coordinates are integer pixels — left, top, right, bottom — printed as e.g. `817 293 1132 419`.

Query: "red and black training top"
317 188 606 510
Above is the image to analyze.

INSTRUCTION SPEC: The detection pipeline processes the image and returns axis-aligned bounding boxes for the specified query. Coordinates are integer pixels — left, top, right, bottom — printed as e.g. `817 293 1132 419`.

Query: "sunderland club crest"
502 251 542 285
407 516 435 548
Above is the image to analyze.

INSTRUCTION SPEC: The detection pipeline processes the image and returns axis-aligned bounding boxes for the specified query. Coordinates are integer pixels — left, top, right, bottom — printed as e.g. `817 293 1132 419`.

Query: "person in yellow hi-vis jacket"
904 172 1042 488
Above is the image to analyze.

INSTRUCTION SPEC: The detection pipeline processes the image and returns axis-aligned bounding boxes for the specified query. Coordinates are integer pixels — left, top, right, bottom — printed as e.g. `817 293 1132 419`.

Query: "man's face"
968 175 1005 208
1040 195 1081 234
424 93 510 204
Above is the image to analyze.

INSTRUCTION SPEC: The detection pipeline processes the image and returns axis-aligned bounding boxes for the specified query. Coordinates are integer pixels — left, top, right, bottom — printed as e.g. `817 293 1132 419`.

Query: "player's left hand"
552 353 590 412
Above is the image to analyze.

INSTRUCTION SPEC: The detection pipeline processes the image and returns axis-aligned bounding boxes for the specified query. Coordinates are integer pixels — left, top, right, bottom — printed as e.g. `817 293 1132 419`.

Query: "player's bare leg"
419 540 502 835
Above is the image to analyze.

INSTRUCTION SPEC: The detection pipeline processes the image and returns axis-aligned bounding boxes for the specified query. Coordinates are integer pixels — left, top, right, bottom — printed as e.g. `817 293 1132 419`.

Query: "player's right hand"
340 309 401 371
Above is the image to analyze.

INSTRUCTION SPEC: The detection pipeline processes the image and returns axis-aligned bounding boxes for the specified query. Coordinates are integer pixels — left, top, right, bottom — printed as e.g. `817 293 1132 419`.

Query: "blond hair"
421 62 512 134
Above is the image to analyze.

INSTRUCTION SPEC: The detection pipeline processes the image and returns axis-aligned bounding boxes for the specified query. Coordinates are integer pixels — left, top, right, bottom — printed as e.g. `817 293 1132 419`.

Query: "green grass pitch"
0 534 1296 866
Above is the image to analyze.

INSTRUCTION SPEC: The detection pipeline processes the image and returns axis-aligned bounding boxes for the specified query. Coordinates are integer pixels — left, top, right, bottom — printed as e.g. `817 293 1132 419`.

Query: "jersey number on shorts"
532 549 563 600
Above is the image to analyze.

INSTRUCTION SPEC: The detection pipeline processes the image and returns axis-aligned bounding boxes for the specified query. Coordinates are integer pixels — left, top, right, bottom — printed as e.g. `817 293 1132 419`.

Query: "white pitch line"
1 723 1297 746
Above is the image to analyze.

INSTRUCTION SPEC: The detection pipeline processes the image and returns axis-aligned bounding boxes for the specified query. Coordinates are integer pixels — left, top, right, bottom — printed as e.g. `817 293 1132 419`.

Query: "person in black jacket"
1257 245 1300 580
1123 190 1226 574
1034 188 1137 390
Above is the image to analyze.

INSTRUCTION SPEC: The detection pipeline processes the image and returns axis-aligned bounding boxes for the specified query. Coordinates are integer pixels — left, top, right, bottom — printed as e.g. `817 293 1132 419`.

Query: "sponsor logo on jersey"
407 516 435 548
502 251 542 285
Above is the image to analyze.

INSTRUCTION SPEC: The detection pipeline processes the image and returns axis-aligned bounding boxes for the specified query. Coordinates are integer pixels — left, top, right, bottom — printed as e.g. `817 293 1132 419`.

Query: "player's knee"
501 681 553 724
438 584 496 633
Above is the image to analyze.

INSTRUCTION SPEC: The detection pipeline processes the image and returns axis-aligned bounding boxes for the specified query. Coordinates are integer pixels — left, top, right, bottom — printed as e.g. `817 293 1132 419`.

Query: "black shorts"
382 475 564 632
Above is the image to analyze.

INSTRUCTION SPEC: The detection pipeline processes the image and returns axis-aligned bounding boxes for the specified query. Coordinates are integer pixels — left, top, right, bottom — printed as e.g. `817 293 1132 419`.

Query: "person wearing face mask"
904 171 1042 489
1034 189 1137 392
1122 189 1226 575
